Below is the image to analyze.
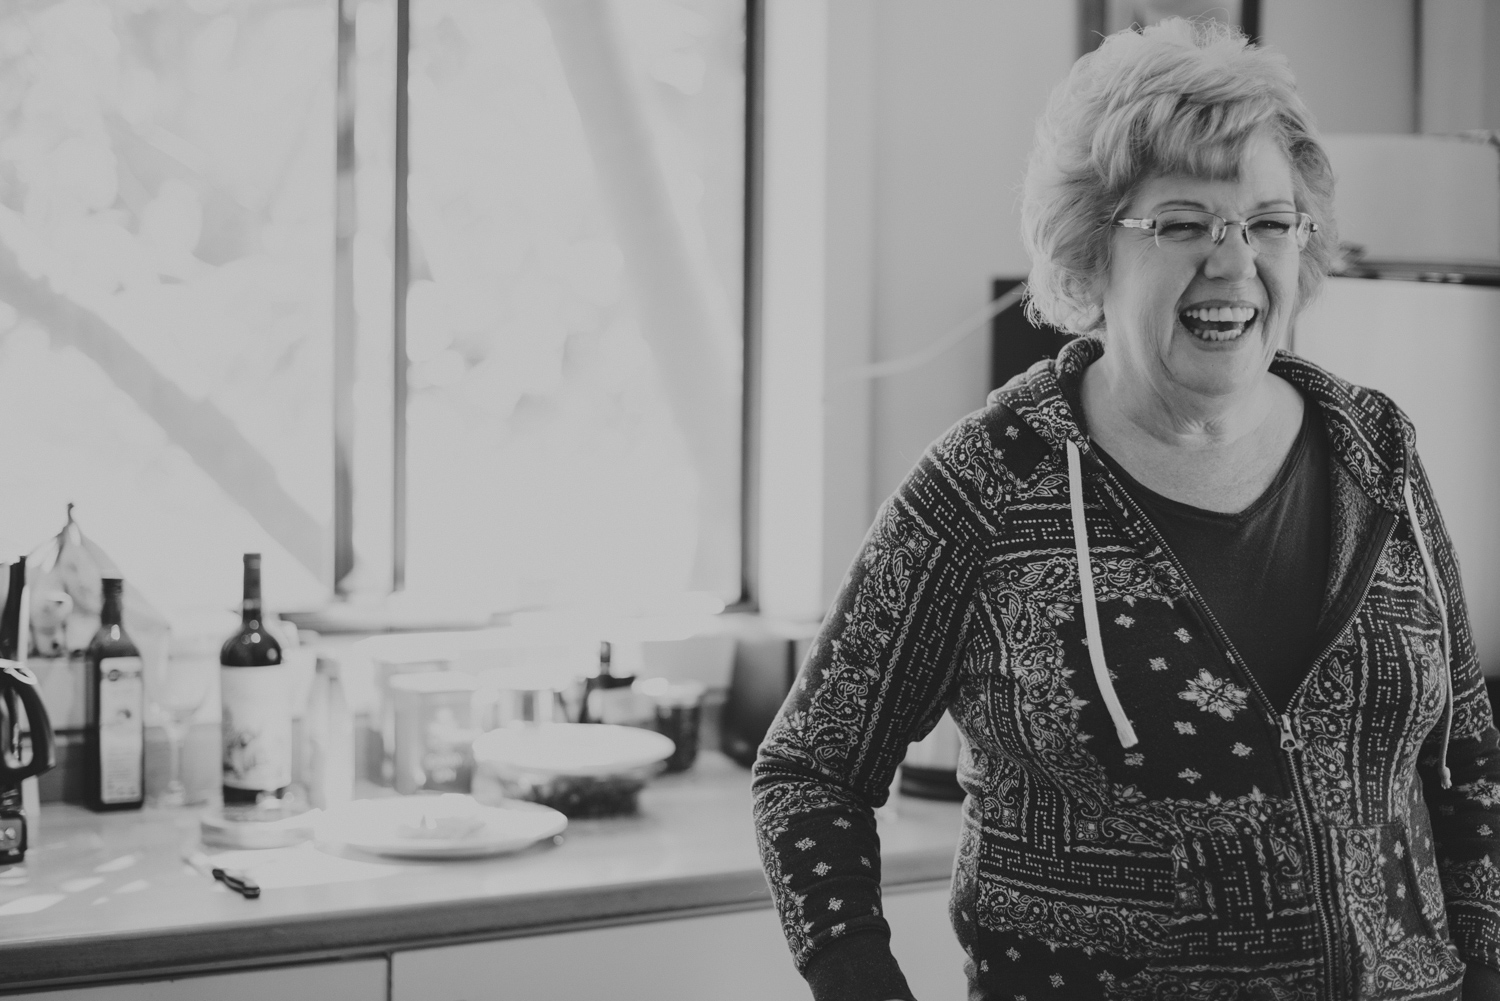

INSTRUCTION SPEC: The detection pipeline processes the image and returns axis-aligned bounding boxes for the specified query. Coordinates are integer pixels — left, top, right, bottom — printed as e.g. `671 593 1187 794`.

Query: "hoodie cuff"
802 929 917 1001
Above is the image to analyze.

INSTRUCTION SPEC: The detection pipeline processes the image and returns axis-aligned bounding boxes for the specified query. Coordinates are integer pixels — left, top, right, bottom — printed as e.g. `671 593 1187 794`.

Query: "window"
0 0 750 620
0 0 336 611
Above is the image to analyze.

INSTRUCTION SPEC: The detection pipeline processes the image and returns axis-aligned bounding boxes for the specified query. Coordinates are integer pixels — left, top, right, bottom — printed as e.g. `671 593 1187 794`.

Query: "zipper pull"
1278 714 1302 751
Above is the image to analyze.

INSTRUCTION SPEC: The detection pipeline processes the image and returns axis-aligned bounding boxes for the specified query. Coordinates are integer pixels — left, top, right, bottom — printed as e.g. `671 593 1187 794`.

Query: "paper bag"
26 505 170 729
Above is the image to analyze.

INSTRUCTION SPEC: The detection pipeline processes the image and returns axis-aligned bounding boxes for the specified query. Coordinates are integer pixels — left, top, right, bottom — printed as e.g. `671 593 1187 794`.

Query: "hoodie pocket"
981 830 1180 957
1172 824 1310 924
1327 823 1463 998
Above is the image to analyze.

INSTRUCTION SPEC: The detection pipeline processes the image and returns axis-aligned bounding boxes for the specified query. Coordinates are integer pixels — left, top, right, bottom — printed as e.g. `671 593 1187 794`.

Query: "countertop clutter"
0 752 962 995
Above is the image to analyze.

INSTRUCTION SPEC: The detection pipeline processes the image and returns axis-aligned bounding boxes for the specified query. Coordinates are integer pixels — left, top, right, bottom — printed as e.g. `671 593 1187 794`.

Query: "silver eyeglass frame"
1114 210 1318 252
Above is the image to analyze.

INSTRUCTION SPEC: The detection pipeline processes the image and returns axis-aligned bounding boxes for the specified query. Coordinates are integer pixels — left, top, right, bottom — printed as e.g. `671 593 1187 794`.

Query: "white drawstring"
1067 440 1138 749
1402 474 1454 789
1064 441 1449 774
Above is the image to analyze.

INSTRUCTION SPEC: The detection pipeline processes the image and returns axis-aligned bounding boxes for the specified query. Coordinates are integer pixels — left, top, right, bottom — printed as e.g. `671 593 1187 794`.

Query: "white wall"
1420 0 1486 133
1488 0 1500 132
1419 0 1500 134
758 0 832 622
1261 0 1500 135
821 1 879 610
758 1 1076 617
755 0 883 622
864 2 1075 523
1261 0 1417 133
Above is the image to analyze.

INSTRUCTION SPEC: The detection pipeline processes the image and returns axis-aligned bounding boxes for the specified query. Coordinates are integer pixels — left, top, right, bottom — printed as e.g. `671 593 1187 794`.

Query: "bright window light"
0 0 335 614
0 0 749 622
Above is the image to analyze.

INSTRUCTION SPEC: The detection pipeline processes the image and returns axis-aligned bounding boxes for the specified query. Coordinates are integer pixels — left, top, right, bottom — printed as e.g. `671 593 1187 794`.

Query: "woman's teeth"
1179 305 1258 340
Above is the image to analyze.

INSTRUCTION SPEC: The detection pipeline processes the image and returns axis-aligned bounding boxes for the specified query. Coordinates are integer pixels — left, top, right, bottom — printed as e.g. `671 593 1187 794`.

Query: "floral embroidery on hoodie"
1178 669 1250 720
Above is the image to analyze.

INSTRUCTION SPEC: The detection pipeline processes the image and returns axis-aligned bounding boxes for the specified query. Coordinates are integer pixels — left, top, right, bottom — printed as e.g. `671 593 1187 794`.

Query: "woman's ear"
1073 277 1108 337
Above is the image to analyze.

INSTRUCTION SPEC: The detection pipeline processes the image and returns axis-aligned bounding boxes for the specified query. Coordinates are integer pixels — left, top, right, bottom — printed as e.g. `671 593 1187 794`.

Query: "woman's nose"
1202 226 1257 282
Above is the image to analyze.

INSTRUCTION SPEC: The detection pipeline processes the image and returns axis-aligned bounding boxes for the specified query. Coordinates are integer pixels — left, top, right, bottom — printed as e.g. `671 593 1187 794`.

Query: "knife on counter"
184 850 261 899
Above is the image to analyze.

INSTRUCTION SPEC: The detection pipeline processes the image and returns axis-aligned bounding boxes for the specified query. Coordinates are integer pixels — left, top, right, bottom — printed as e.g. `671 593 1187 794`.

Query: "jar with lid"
637 678 706 772
389 672 478 795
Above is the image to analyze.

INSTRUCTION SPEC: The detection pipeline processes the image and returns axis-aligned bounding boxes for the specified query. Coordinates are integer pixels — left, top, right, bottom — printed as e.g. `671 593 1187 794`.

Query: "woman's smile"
1177 300 1260 342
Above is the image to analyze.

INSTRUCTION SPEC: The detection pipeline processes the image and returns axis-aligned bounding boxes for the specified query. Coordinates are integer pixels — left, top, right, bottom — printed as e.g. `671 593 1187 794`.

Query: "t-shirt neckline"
1091 403 1314 525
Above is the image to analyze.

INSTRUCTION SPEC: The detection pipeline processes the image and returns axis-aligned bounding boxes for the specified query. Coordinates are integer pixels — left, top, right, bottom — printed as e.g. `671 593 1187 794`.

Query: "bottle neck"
100 590 123 627
242 565 262 628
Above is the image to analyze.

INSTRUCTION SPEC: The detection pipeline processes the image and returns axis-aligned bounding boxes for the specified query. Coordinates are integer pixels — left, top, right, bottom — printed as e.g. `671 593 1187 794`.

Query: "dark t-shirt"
1093 405 1331 714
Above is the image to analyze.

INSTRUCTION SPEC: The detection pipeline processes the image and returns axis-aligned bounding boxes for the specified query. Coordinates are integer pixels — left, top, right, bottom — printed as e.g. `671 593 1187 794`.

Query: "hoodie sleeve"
1410 452 1500 974
750 413 1000 1001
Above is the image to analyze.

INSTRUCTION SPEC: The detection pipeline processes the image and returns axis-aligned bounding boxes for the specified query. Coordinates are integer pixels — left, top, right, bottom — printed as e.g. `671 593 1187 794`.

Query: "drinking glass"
149 638 215 807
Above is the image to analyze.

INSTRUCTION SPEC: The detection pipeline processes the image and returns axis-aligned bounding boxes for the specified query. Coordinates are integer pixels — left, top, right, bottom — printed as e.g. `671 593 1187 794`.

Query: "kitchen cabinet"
1 958 387 1001
391 882 966 1000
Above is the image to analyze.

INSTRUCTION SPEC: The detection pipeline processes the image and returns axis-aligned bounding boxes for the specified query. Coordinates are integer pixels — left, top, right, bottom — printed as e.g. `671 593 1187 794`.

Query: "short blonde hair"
1020 18 1337 335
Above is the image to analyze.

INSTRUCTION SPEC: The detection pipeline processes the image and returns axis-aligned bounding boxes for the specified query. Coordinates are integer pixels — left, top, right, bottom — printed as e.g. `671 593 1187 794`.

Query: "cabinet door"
392 883 964 1000
3 958 388 1001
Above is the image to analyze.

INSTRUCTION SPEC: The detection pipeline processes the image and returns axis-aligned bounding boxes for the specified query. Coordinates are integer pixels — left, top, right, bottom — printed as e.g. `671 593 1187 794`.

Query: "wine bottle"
1 557 31 861
0 557 26 663
220 554 288 806
84 578 144 811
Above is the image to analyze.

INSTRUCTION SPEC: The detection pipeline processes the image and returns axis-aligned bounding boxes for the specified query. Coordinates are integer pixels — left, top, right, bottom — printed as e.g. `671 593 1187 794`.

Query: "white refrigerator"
1296 276 1500 676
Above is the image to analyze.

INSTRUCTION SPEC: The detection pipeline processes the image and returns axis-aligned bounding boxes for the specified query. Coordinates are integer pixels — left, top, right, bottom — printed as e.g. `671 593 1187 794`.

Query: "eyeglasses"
1114 209 1318 255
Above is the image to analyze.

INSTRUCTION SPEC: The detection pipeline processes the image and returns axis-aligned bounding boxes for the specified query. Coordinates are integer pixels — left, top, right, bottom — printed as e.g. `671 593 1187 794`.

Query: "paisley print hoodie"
752 338 1500 1001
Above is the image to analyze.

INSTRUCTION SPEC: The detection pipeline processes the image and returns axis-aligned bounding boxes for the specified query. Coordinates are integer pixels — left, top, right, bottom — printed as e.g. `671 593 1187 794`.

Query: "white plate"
471 723 676 777
315 794 567 859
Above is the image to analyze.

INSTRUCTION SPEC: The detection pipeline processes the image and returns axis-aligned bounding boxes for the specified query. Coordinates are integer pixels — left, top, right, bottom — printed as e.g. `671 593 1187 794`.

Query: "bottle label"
98 656 144 804
221 665 291 791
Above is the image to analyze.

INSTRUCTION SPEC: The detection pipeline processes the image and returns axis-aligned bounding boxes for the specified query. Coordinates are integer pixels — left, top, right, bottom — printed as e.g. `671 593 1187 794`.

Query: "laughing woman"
752 18 1500 1001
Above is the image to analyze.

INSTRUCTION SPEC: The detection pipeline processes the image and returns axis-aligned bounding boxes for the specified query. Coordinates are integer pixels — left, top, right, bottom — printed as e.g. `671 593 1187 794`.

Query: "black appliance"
720 624 815 768
0 557 57 867
989 277 1073 391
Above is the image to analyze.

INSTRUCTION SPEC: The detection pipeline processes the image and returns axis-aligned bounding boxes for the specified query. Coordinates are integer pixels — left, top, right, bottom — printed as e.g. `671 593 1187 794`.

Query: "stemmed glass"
149 643 214 808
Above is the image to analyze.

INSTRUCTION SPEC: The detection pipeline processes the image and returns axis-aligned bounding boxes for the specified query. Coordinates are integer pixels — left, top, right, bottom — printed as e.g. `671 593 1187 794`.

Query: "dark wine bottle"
0 558 32 861
0 557 25 663
84 578 144 811
219 554 288 806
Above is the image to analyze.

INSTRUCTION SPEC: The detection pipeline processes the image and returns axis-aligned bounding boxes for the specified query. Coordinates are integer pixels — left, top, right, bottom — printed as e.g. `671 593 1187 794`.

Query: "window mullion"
334 0 358 594
392 0 411 593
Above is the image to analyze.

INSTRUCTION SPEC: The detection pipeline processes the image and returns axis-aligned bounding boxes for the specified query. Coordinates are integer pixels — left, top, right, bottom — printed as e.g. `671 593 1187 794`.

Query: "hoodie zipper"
1085 448 1397 1001
1097 474 1339 993
1278 714 1301 750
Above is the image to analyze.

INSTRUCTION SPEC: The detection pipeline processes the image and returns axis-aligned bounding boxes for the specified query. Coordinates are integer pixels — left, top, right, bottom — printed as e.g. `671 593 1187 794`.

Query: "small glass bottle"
220 554 289 807
84 578 145 811
583 642 653 728
303 655 353 809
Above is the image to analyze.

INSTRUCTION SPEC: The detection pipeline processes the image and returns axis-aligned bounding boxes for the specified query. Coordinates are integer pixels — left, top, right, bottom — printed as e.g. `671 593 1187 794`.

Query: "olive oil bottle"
84 578 144 811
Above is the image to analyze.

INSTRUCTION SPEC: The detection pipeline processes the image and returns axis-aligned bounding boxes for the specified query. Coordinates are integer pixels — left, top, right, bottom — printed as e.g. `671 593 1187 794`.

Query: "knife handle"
212 867 261 899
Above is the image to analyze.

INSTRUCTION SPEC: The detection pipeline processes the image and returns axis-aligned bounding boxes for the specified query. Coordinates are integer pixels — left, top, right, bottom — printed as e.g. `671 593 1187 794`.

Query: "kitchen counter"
0 753 962 994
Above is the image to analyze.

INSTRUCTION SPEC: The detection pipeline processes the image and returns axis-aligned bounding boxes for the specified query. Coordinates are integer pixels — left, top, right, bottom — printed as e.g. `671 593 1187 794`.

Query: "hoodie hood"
989 338 1451 780
987 336 1419 513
